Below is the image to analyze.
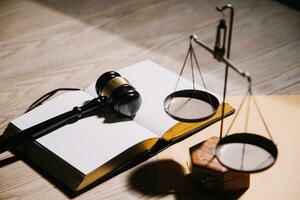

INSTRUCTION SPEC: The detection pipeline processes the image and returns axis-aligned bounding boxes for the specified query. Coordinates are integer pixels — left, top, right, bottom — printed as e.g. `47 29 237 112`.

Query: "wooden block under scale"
190 136 250 192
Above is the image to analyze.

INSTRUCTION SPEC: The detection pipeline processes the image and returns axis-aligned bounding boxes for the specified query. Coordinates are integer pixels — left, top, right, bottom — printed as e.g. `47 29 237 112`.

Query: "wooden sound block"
190 136 250 192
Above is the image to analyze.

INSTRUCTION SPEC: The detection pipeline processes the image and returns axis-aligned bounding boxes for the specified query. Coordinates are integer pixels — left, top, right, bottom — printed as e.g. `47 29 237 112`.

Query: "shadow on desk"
129 159 247 200
0 155 19 168
0 154 247 199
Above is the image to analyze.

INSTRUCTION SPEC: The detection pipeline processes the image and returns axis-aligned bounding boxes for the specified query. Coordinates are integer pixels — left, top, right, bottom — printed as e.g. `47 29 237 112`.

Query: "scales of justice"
0 3 278 194
164 4 278 174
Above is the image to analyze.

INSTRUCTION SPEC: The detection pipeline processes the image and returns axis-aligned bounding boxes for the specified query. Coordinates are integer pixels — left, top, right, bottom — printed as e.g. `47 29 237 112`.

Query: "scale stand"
164 4 278 174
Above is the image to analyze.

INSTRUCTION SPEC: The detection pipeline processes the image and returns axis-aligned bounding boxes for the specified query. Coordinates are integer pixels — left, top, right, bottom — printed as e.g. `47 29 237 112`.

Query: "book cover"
3 60 234 191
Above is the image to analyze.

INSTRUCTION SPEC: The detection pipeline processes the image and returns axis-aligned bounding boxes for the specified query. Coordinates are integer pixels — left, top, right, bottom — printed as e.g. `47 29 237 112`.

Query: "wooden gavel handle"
0 96 106 154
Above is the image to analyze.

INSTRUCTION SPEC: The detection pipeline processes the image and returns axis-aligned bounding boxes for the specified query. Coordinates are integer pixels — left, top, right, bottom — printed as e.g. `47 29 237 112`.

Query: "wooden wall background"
0 0 299 199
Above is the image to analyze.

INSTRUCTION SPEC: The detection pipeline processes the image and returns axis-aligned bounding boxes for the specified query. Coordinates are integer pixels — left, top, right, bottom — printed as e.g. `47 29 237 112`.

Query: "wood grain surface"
0 0 299 199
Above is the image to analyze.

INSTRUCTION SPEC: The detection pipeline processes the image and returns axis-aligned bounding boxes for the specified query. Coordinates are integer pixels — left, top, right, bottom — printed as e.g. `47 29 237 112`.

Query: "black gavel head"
95 71 142 118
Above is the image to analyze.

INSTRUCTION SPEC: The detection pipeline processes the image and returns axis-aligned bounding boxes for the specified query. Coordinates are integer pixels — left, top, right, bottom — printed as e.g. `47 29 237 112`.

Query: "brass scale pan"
164 89 219 122
215 133 278 173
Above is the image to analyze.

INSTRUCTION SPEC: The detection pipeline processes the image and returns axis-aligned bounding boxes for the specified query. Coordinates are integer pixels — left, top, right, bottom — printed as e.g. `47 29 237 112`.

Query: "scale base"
190 136 250 192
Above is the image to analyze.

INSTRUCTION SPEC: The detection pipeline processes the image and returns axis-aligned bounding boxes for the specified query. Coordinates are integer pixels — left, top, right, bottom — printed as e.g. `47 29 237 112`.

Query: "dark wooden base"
190 136 250 192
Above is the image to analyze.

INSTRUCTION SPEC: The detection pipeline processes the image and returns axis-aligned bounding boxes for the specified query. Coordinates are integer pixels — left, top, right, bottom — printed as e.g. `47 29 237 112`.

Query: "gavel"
0 72 142 154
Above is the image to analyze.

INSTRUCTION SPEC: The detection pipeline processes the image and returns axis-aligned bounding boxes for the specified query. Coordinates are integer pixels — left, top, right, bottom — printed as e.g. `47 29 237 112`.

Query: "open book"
5 60 234 191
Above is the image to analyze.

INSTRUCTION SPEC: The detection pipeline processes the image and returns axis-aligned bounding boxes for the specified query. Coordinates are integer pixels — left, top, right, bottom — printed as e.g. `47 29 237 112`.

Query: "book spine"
149 138 170 157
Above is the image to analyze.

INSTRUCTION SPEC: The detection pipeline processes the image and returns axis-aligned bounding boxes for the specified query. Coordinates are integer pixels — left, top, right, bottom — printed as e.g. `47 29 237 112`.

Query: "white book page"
12 91 157 175
85 60 221 136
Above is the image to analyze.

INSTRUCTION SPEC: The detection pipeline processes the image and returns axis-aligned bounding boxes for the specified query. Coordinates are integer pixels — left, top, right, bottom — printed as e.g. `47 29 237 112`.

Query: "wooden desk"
0 0 300 199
